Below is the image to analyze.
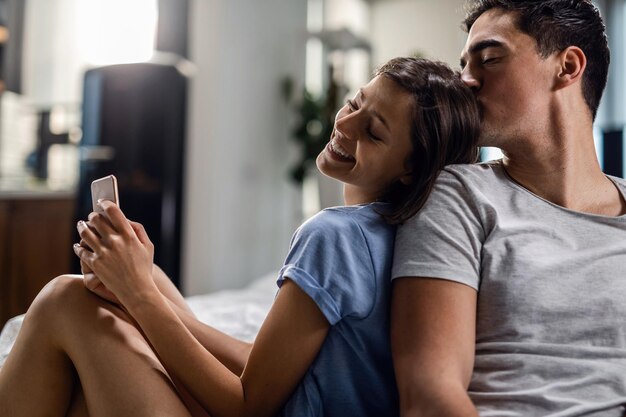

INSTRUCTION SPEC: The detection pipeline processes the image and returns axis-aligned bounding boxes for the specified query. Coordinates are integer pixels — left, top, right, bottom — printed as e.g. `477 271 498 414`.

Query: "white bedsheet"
0 272 277 369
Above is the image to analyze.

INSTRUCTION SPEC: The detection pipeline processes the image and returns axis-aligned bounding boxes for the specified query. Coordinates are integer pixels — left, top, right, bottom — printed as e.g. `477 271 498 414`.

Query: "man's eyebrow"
361 90 390 133
460 39 505 67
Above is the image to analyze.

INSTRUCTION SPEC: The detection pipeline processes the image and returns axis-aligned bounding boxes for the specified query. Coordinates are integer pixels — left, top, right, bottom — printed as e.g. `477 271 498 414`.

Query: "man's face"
460 9 557 149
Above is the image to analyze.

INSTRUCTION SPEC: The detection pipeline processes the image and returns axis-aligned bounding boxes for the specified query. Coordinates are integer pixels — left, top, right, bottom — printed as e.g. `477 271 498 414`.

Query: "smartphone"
91 175 119 213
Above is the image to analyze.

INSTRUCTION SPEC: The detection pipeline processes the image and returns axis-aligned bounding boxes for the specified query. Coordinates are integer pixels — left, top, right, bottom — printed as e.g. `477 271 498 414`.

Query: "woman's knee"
9 275 90 355
25 275 133 346
28 275 85 315
26 274 120 329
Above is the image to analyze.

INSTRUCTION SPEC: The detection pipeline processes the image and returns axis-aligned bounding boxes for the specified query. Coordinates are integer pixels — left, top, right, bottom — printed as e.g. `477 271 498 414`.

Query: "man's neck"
500 130 626 216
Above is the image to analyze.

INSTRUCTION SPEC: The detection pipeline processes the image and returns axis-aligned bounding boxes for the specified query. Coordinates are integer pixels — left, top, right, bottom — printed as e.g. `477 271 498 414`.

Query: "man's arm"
391 277 478 417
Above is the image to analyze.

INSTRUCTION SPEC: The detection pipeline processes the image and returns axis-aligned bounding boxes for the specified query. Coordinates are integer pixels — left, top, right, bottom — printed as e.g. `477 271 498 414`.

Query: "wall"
595 0 626 128
20 0 158 107
370 0 468 68
370 0 502 159
0 0 159 178
183 0 307 295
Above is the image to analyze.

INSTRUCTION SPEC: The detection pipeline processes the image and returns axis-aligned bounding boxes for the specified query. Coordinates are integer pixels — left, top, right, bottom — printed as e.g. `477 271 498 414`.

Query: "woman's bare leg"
152 264 194 315
65 381 89 417
0 278 82 416
0 275 193 417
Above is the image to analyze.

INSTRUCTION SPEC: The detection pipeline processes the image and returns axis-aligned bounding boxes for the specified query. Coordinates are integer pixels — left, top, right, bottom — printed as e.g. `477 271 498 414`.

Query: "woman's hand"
79 239 121 305
74 200 158 310
78 237 116 303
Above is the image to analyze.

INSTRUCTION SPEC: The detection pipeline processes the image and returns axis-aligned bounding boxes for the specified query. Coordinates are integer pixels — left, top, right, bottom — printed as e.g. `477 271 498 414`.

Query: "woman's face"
316 75 414 205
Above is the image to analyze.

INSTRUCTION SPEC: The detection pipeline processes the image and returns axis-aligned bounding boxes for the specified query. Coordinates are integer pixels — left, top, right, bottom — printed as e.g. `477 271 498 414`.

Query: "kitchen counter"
0 176 77 326
0 176 76 199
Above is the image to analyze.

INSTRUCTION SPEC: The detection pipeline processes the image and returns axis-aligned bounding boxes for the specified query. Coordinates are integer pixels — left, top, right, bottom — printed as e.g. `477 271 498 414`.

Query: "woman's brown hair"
376 57 480 224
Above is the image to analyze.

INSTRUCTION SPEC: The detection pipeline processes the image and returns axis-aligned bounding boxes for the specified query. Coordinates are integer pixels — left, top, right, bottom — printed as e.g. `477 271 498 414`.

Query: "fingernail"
73 243 80 251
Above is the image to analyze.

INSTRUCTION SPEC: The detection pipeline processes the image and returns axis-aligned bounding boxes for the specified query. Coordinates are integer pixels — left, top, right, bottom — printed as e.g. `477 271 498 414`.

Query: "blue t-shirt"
277 203 399 417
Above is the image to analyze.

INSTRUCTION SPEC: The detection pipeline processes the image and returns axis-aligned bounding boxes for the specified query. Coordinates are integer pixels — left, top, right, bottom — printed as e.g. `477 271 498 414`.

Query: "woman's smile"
326 137 355 162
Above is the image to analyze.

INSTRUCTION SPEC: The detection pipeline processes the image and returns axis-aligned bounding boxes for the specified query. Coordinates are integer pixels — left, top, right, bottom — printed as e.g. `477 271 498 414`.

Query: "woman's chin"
315 153 324 172
315 162 337 182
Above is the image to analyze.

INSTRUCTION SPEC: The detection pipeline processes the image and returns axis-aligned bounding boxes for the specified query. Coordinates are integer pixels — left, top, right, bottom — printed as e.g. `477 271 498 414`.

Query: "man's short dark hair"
463 0 610 120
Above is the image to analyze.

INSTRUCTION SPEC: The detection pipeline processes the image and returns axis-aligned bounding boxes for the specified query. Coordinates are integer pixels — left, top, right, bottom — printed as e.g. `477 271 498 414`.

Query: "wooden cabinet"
0 197 76 327
0 201 9 313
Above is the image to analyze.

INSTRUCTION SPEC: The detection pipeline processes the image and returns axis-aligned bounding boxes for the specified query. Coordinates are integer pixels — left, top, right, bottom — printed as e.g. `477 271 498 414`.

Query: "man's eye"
482 57 498 65
346 99 358 111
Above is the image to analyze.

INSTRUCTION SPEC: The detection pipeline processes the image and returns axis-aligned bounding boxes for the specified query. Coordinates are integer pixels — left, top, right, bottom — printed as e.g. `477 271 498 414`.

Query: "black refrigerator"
75 62 188 289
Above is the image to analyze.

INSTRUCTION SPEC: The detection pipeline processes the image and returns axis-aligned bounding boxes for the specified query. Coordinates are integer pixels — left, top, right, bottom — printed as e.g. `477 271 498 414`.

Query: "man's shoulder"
435 160 509 192
441 160 503 177
608 175 626 187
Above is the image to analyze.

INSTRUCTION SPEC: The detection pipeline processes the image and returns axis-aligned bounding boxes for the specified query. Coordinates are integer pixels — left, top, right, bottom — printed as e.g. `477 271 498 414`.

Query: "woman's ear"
555 46 586 90
399 172 412 186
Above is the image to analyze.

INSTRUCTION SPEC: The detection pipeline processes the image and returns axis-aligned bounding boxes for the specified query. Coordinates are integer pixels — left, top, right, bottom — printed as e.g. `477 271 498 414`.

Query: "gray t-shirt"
392 161 626 416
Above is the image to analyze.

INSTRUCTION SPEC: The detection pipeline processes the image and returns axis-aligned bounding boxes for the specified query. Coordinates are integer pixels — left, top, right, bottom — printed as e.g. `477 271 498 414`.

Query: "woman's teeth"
330 139 354 160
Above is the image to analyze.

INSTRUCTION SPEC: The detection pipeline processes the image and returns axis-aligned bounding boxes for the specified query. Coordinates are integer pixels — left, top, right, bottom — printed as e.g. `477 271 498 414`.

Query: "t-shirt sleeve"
392 169 484 290
277 210 376 325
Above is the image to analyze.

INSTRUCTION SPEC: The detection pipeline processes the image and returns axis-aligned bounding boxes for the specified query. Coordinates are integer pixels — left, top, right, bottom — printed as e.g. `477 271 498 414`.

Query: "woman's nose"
334 127 348 143
335 111 359 140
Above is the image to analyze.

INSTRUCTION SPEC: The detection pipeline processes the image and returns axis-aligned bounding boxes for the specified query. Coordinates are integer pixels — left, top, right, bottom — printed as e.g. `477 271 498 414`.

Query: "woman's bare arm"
126 279 329 417
77 201 330 416
82 222 253 375
391 277 478 417
152 264 253 375
151 263 194 314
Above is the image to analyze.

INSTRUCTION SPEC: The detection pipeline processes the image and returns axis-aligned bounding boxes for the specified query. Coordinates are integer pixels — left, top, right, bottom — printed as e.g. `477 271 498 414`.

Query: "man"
391 1 626 416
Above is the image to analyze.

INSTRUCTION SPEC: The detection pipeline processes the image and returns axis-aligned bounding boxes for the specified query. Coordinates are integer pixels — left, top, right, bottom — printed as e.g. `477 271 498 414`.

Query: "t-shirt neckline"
494 159 626 220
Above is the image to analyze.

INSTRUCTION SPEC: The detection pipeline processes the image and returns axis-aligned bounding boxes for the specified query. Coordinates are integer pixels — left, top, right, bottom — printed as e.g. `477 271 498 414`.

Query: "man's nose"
461 68 480 92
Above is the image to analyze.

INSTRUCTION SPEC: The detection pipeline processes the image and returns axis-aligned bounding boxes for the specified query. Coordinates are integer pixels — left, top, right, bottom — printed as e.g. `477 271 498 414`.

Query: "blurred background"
0 0 623 326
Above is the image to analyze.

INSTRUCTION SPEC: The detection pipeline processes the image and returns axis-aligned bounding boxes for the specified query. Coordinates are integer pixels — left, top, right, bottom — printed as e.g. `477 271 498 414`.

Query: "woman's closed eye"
346 99 383 142
367 128 382 142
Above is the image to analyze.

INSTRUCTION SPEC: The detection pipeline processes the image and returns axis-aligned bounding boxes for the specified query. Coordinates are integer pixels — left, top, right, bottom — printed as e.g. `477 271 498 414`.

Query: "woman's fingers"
77 220 100 252
129 220 155 259
74 202 156 309
98 200 135 238
87 211 116 239
84 273 121 305
73 242 95 266
83 272 99 289
80 258 93 274
79 238 92 251
129 221 151 245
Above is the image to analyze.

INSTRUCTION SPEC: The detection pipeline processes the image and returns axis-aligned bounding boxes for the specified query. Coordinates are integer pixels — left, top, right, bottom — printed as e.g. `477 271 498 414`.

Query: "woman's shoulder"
295 203 390 241
304 203 389 230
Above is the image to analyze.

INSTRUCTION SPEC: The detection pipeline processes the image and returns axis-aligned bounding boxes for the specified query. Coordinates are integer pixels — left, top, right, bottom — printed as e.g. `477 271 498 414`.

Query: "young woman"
0 57 479 417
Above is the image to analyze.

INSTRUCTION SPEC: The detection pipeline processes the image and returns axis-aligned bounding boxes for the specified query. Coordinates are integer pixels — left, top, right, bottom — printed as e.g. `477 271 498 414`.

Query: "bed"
0 271 277 369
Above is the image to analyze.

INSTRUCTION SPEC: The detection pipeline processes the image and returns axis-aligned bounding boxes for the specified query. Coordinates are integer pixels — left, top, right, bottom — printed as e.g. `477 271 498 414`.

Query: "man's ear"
555 46 586 90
